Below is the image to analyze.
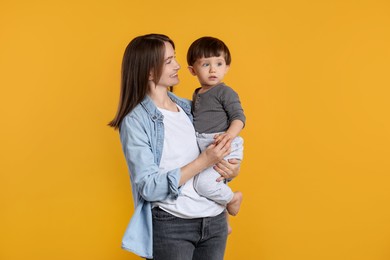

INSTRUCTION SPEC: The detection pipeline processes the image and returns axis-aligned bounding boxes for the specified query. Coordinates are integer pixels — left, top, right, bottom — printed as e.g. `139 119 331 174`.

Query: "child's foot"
228 224 233 234
227 191 243 216
226 212 233 234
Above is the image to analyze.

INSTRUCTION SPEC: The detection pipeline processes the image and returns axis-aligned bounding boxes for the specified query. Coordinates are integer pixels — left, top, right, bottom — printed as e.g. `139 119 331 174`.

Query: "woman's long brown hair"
108 34 175 129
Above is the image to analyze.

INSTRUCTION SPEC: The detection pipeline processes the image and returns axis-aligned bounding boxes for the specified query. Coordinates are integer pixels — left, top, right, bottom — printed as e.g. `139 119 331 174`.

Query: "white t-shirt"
153 105 224 218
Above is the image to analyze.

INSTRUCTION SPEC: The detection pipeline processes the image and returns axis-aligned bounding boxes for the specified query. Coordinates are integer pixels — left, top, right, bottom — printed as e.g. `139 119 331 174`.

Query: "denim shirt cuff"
167 168 182 199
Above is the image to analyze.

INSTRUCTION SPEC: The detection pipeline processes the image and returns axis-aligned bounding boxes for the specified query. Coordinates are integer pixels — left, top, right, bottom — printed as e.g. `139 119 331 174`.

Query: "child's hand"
214 132 234 149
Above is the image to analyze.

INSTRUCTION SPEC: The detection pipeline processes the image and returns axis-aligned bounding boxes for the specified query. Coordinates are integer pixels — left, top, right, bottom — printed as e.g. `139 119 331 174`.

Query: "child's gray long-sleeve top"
192 83 246 134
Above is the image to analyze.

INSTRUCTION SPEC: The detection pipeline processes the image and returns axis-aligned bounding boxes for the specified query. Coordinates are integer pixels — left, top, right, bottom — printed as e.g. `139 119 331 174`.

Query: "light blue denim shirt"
119 92 193 258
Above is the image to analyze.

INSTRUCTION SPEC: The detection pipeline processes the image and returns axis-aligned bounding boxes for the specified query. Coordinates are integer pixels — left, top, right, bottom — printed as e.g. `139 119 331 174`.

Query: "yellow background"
1 0 390 259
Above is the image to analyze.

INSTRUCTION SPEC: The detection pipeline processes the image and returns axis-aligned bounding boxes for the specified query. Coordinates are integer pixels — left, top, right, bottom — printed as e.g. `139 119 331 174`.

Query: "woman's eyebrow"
165 52 176 60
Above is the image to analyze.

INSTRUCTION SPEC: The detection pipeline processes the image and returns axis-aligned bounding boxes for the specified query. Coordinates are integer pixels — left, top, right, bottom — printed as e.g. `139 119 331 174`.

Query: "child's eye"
202 63 209 67
217 62 223 66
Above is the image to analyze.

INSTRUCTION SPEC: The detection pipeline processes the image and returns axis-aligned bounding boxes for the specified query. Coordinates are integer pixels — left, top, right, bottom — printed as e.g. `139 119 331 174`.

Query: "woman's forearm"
179 138 230 185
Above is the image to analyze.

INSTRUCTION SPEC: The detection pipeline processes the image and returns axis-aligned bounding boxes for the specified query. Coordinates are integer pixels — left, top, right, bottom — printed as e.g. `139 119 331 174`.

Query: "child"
187 36 245 233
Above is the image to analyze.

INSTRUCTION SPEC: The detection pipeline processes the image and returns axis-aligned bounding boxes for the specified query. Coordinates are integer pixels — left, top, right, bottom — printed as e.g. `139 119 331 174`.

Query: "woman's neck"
148 86 178 112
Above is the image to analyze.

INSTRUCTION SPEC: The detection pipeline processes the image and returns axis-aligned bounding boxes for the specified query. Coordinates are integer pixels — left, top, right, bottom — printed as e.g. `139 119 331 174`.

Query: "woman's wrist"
179 155 208 185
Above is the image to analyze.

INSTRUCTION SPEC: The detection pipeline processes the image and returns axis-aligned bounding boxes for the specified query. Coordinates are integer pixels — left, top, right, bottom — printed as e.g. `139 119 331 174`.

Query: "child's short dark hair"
187 36 231 66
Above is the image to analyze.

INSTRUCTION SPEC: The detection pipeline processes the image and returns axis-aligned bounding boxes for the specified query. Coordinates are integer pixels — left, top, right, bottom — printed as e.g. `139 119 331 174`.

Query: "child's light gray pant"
194 132 244 205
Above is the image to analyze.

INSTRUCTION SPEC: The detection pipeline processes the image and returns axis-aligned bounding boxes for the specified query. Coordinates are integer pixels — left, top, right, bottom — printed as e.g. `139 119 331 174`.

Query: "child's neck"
199 82 222 94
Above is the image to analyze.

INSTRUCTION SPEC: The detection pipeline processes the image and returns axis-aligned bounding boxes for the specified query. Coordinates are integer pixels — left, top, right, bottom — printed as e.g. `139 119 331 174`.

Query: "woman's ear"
188 66 196 76
148 72 154 81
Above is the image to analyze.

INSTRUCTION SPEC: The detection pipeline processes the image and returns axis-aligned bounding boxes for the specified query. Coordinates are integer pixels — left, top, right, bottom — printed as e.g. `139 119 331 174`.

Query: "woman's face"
156 41 181 88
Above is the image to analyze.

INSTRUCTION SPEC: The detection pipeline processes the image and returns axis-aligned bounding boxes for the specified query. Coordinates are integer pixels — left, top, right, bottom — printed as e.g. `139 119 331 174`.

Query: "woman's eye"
166 59 172 64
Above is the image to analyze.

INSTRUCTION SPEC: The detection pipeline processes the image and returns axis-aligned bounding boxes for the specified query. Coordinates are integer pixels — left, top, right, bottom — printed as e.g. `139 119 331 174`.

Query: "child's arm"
215 84 246 148
214 119 244 146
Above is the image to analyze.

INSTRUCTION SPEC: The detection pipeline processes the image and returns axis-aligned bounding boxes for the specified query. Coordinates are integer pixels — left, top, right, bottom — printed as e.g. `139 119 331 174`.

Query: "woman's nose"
174 59 181 69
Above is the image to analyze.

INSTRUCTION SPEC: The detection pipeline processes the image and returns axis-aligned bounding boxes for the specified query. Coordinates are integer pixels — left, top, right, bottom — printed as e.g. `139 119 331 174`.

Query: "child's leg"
225 192 243 234
195 132 234 204
194 134 244 210
193 166 235 205
226 212 232 235
226 191 243 216
223 136 244 215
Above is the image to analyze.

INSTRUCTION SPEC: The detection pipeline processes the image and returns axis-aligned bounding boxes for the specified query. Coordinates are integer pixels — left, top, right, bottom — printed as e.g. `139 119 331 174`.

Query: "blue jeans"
149 207 228 260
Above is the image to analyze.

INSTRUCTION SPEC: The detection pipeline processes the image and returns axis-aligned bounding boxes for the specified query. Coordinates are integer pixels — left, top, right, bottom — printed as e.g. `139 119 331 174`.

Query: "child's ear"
188 66 197 76
225 65 230 73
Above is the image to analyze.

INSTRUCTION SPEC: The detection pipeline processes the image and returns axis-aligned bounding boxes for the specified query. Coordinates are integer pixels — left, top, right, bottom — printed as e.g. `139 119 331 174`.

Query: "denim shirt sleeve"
120 114 181 202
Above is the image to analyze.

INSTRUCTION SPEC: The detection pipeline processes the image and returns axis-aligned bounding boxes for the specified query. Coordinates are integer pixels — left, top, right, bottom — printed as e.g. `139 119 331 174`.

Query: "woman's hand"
214 132 234 148
214 158 241 182
180 137 230 186
200 137 231 167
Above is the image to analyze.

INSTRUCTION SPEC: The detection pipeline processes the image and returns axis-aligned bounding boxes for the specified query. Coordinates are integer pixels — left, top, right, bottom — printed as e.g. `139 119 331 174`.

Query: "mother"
109 34 240 260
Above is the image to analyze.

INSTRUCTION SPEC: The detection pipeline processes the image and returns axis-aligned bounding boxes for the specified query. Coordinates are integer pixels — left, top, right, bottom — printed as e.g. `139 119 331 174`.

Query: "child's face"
188 55 229 88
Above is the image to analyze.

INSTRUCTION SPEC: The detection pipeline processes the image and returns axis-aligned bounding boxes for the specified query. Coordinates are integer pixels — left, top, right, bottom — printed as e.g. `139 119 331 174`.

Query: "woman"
109 34 240 259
